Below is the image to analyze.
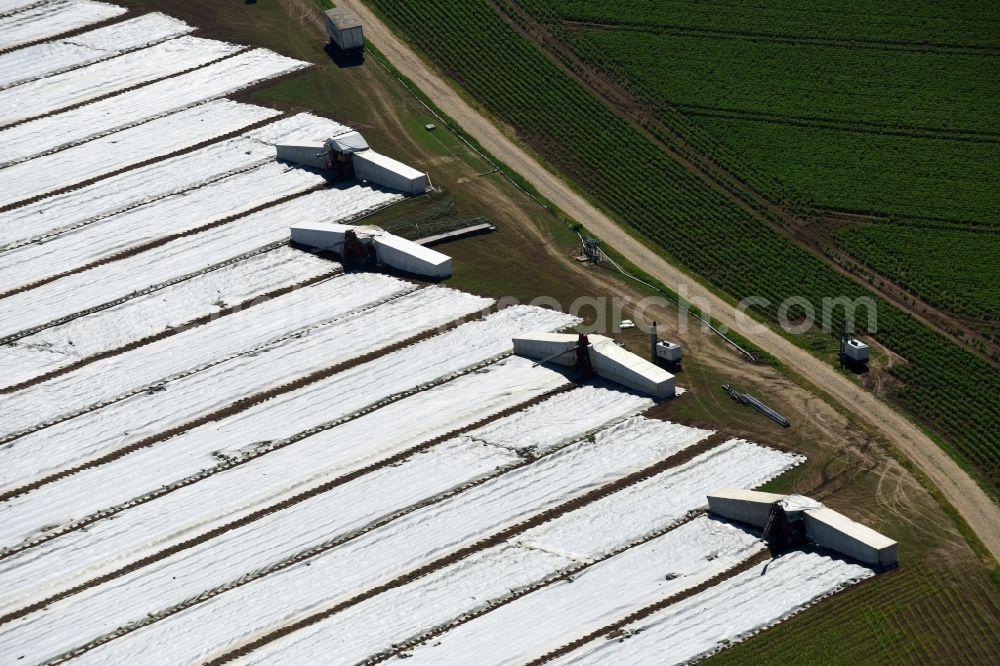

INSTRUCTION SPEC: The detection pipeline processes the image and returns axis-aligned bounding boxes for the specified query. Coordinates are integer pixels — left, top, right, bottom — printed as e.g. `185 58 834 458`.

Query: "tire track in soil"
0 283 432 495
0 182 325 300
207 433 781 665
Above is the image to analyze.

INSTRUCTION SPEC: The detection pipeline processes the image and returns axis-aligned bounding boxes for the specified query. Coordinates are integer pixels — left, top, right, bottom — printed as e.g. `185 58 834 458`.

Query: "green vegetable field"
365 0 999 491
835 224 1000 320
518 0 1000 333
518 0 1000 47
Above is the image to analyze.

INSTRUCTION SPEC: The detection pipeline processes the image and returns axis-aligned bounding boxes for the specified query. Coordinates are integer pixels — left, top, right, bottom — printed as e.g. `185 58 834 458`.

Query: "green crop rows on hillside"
690 116 1000 223
835 224 1000 320
571 30 999 133
560 24 999 224
366 0 1000 489
516 0 1000 321
519 0 1000 48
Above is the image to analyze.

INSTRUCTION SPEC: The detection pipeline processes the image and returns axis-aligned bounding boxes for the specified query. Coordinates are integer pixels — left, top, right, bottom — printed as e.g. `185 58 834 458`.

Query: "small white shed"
843 338 870 363
323 9 364 51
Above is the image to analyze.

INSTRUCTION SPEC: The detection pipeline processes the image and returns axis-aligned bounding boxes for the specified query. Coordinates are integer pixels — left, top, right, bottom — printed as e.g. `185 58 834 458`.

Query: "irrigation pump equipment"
579 234 603 264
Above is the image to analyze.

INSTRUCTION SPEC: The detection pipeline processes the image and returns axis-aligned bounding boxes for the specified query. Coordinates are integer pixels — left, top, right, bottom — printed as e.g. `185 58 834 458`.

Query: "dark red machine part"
761 503 807 552
341 229 375 266
574 333 594 378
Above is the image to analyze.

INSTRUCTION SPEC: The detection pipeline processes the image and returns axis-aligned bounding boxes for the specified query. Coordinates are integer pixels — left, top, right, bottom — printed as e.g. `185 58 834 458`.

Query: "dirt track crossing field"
0 4 895 664
336 0 1000 565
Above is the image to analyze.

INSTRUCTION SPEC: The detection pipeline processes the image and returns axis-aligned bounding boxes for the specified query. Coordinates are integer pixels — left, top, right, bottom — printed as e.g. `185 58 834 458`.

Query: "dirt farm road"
338 0 1000 563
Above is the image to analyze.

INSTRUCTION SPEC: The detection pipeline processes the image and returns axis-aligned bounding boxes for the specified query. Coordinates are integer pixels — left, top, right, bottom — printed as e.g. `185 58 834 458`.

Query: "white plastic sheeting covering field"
0 185 400 339
0 273 413 441
0 309 577 610
63 387 654 665
0 35 243 125
228 436 799 666
0 48 308 166
0 0 42 14
519 439 803 560
0 113 346 249
0 98 280 207
0 163 324 290
550 551 875 666
0 0 124 50
0 13 191 88
249 518 764 665
0 7 856 664
0 367 576 663
244 110 350 146
0 287 492 545
0 247 336 390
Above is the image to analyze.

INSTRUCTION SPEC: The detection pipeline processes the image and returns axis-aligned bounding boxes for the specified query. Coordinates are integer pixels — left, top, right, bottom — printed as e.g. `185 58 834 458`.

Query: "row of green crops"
515 0 1000 324
562 26 1000 224
835 224 1000 320
518 0 1000 49
365 0 1000 490
570 29 999 133
689 116 1000 224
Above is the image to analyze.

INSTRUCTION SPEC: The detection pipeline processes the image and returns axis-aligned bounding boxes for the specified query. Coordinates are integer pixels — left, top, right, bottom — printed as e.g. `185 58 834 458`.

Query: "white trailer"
373 232 451 278
323 9 364 51
352 149 427 195
707 488 785 528
275 140 329 169
289 222 451 279
804 508 898 568
512 332 676 399
708 488 898 567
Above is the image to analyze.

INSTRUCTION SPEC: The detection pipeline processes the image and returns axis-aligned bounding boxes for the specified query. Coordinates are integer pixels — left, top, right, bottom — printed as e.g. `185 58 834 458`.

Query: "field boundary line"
678 105 1000 144
0 6 128 56
533 547 882 665
28 384 582 660
0 158 276 253
0 1 46 19
0 240 288 347
369 512 730 664
0 21 189 91
560 18 1000 56
0 50 307 169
